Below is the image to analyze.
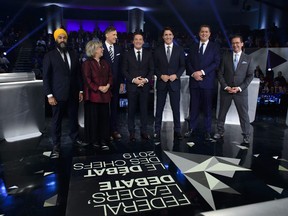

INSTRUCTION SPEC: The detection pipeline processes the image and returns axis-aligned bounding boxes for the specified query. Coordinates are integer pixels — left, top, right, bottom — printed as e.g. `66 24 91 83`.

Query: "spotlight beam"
6 12 61 55
2 0 31 35
166 1 197 43
209 0 231 49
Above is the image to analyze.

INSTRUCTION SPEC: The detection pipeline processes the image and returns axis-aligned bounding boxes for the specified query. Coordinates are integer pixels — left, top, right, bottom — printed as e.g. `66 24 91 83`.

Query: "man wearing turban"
43 28 86 158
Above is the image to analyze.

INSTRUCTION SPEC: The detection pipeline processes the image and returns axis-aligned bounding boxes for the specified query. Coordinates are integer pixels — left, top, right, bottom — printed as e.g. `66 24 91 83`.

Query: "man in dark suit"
122 32 154 141
154 27 185 141
103 26 125 140
214 35 254 144
185 25 220 141
43 28 85 158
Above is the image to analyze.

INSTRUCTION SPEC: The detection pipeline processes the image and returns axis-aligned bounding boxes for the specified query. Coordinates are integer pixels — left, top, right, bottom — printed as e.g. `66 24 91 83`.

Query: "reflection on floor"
0 109 288 216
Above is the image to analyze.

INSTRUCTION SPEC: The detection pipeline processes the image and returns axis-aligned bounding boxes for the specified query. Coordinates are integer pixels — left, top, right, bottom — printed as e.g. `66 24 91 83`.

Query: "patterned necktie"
234 53 239 70
137 51 141 62
109 45 114 63
167 46 171 62
199 43 204 55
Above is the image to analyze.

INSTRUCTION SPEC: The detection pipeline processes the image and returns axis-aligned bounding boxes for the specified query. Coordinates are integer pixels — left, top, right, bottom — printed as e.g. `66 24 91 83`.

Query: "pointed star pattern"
165 151 251 210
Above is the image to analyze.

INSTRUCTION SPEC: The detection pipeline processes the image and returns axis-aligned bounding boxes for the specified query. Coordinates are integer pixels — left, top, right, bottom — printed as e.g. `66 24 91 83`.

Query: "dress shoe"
74 140 89 147
204 133 212 141
174 132 183 140
153 133 160 142
92 142 100 148
213 133 224 139
243 135 250 144
101 143 110 151
50 146 60 159
141 133 150 140
112 131 121 140
184 129 193 138
130 133 136 142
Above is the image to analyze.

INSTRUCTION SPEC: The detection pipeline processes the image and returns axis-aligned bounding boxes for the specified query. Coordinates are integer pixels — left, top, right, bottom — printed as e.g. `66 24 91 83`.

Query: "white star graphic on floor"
165 151 251 210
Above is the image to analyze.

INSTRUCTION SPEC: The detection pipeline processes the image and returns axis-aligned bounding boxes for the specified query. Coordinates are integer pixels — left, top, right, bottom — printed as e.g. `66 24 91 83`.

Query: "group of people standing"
43 24 254 158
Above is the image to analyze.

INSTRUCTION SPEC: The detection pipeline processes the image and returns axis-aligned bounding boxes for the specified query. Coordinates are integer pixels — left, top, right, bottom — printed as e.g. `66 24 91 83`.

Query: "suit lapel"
169 45 174 63
55 50 69 72
141 49 146 64
204 42 210 55
104 44 113 64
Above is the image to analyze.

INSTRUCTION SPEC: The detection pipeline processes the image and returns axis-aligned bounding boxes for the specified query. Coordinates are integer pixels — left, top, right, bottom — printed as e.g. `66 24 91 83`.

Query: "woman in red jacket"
82 40 113 150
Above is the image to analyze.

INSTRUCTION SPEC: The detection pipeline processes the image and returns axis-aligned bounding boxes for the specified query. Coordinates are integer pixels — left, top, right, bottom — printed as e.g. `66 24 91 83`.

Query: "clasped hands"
226 86 240 94
133 76 147 87
161 74 177 82
98 84 110 93
192 71 203 81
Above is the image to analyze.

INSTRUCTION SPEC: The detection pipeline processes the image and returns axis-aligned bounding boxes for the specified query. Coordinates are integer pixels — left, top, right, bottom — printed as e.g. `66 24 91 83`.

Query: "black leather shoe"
101 143 110 150
153 133 160 142
112 131 122 140
204 133 212 141
174 132 183 140
141 133 150 140
243 135 250 144
75 140 89 147
92 142 100 148
184 129 193 138
130 133 136 142
50 146 60 159
213 133 224 139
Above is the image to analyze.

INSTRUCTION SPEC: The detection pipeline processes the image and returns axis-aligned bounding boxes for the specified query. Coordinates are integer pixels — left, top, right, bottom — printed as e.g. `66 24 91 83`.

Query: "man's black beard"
56 42 67 53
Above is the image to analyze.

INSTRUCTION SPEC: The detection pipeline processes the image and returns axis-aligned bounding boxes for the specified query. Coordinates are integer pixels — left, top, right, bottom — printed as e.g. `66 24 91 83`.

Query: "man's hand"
226 86 238 94
169 74 177 82
161 75 170 82
79 92 83 102
192 71 203 81
134 76 147 87
48 96 57 106
231 87 240 93
119 83 125 94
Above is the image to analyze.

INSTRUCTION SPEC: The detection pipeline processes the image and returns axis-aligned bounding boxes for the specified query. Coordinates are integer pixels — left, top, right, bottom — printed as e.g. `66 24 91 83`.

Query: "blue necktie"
234 53 239 70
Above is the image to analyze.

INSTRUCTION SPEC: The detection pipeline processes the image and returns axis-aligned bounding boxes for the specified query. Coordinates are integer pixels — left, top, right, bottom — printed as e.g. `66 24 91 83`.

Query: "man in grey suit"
214 35 254 144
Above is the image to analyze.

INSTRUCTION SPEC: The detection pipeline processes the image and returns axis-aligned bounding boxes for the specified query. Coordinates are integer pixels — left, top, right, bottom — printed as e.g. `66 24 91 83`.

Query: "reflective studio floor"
0 103 288 216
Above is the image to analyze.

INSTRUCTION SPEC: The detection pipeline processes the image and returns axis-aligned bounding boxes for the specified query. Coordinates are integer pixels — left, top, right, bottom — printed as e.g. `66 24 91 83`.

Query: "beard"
56 41 67 52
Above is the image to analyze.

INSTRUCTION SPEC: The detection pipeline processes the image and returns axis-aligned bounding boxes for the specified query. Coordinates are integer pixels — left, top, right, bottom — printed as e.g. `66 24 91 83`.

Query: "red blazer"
82 58 113 103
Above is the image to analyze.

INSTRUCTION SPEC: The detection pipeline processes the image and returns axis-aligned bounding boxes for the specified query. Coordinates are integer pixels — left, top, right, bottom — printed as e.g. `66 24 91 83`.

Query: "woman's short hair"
85 40 102 57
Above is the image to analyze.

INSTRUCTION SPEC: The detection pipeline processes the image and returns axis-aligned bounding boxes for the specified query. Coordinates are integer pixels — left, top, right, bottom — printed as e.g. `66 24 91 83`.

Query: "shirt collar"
233 51 242 56
199 40 209 47
165 43 173 49
134 48 143 54
105 41 113 49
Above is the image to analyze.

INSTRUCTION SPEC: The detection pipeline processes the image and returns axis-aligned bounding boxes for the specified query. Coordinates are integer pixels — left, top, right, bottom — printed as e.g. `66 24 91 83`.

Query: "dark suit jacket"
186 41 220 89
82 58 113 103
218 51 254 96
122 49 154 92
43 49 82 101
102 43 124 94
154 44 185 91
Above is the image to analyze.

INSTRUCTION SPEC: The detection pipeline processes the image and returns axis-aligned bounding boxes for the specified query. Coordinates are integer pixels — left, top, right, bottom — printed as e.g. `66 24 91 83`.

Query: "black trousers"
51 98 79 146
127 89 149 134
84 101 110 144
